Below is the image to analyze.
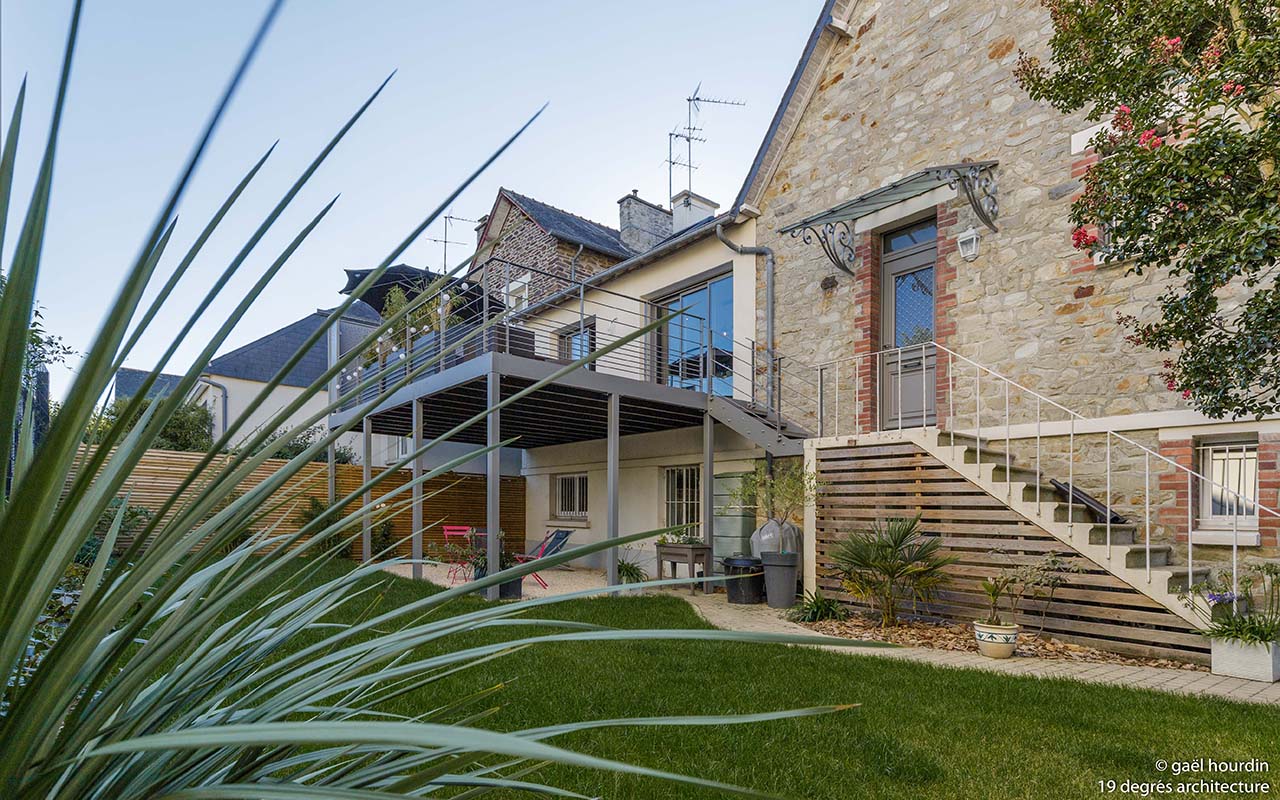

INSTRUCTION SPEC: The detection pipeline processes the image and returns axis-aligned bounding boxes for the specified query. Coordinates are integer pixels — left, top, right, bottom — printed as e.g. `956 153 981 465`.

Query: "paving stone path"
678 593 1280 707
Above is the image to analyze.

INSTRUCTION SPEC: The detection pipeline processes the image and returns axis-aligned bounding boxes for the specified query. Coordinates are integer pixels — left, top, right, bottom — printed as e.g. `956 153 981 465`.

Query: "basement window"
553 473 589 519
664 465 701 528
1193 439 1259 545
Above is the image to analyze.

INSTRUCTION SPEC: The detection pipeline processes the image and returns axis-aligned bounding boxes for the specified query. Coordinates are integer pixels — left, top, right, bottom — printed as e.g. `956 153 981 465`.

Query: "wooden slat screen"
814 441 1209 664
67 448 525 558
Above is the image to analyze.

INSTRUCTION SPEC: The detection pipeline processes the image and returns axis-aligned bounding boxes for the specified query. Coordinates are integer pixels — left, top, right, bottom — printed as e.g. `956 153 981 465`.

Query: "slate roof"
503 190 633 259
204 301 380 388
114 367 185 402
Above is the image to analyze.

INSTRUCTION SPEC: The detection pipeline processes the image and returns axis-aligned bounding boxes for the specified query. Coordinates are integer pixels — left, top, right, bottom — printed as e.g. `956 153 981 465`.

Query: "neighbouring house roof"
338 264 431 317
733 0 853 213
114 367 185 402
203 301 379 388
339 265 497 322
497 189 633 260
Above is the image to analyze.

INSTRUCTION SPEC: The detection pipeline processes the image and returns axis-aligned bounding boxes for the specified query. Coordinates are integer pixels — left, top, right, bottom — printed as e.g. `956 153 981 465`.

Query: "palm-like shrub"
830 516 956 627
0 3 869 796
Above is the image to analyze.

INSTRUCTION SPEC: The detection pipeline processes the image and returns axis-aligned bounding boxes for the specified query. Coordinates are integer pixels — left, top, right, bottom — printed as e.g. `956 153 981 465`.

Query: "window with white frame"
1197 440 1258 529
664 465 701 528
505 273 531 312
553 473 588 519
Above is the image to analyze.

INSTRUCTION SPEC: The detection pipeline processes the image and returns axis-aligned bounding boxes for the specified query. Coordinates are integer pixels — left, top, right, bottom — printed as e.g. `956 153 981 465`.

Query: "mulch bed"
802 615 1208 672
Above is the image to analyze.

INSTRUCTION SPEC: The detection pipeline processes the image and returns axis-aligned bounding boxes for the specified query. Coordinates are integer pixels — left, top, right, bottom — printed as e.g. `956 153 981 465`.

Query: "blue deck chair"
514 529 572 589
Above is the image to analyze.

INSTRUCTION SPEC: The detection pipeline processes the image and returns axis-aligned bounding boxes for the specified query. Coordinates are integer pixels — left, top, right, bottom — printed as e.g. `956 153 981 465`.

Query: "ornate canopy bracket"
788 220 857 275
928 162 999 233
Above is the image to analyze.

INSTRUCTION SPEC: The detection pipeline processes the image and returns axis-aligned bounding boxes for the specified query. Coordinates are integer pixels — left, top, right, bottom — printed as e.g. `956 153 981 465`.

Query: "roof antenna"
425 211 479 271
666 82 745 204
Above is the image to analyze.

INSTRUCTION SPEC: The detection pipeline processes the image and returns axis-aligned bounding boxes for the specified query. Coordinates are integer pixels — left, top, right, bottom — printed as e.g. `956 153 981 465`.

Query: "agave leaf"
0 76 26 270
0 0 83 507
84 720 793 799
77 491 129 609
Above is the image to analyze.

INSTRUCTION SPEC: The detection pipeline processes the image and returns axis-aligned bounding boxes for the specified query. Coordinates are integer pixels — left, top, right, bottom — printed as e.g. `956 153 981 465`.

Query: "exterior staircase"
905 427 1208 628
708 395 810 457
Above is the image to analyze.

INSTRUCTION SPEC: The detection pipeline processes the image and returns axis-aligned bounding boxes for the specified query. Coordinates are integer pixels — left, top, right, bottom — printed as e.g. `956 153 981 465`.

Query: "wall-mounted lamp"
957 226 981 262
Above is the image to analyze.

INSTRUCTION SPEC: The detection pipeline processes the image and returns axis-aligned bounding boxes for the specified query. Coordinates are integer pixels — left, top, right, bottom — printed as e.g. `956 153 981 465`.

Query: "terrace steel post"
606 392 620 587
326 444 335 506
485 370 501 602
362 417 372 563
702 410 714 547
411 399 424 582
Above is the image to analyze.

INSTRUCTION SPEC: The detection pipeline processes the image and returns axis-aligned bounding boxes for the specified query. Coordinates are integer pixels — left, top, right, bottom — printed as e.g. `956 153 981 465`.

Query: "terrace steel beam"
607 392 620 586
411 399 423 581
485 370 501 602
703 412 714 546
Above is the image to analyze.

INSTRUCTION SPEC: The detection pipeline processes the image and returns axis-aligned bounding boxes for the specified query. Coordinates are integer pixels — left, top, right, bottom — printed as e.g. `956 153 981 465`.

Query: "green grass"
226 561 1279 799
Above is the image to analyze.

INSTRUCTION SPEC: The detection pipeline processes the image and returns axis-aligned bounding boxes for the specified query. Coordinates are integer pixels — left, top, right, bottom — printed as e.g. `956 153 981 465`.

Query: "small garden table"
655 542 714 595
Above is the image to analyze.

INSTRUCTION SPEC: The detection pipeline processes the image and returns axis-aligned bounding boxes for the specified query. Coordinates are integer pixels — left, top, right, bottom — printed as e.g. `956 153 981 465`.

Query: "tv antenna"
426 212 478 271
666 82 745 202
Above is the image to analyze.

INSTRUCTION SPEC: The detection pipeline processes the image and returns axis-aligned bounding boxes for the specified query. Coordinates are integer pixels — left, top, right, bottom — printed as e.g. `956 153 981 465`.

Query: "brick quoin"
1156 438 1195 543
852 232 881 433
933 201 961 429
1259 433 1280 547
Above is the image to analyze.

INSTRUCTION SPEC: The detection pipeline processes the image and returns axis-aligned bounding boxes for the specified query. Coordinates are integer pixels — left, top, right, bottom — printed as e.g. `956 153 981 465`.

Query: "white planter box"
1210 639 1280 682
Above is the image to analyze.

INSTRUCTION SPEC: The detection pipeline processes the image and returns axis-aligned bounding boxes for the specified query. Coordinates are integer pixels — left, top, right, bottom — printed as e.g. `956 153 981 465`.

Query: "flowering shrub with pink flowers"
1015 1 1279 419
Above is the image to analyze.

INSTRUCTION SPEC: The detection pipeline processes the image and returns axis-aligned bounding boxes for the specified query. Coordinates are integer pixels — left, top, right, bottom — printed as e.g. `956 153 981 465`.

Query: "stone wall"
478 198 624 306
756 1 1189 420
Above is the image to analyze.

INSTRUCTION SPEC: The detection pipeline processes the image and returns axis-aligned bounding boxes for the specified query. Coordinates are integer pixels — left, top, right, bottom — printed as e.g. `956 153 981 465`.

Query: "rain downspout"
568 243 584 283
715 224 776 472
198 376 229 438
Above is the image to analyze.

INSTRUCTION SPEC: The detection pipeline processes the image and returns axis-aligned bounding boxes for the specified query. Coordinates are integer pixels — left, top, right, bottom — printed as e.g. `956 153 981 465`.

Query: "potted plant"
976 571 1021 659
832 515 955 626
470 548 524 600
976 552 1079 659
726 462 819 609
1181 563 1279 682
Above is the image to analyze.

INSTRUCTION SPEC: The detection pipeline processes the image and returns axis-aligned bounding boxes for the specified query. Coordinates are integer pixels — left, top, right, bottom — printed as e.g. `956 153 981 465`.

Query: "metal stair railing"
814 341 1278 610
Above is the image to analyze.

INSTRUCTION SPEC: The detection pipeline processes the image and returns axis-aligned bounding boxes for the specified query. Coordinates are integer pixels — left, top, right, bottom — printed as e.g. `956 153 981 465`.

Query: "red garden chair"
441 525 473 585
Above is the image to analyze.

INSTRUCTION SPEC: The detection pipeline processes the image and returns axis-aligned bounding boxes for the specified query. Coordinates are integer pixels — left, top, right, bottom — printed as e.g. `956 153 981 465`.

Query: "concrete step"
1086 523 1138 546
1122 543 1172 569
1154 565 1212 594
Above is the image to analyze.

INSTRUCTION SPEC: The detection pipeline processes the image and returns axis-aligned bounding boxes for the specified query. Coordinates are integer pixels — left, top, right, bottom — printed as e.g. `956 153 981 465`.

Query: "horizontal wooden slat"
814 441 1208 663
66 447 525 558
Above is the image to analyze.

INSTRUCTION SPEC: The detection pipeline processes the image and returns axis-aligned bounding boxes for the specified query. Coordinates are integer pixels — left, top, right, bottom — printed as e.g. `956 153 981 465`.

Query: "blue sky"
0 1 819 398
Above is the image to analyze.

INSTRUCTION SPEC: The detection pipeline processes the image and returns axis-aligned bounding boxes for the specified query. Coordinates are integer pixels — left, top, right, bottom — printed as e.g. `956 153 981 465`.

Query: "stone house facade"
735 0 1278 557
470 188 673 309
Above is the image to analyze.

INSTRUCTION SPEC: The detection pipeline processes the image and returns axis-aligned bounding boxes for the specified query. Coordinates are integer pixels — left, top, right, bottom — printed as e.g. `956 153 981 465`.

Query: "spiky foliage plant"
0 3 870 796
830 516 956 628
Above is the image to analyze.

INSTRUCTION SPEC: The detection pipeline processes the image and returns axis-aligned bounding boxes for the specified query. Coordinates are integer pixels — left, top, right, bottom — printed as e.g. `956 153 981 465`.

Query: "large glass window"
658 273 733 395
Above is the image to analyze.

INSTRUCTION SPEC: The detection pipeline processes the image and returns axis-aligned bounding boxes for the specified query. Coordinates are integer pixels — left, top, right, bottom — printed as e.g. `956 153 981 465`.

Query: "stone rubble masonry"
617 192 673 254
477 198 623 305
754 1 1278 561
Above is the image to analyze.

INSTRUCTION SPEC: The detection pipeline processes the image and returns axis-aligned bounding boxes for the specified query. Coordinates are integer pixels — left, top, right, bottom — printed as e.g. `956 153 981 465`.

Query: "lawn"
231 561 1279 799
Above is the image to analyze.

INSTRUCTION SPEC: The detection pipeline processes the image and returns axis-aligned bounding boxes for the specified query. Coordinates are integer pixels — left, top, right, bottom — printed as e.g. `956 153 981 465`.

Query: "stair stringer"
895 428 1209 630
708 396 805 457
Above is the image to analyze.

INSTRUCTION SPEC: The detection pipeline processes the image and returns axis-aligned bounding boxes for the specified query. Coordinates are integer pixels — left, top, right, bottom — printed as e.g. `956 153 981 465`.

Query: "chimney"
617 190 672 253
671 189 719 233
473 214 489 247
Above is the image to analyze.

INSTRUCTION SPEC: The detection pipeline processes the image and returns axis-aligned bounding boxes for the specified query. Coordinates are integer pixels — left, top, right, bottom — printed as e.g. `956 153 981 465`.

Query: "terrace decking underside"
331 352 710 448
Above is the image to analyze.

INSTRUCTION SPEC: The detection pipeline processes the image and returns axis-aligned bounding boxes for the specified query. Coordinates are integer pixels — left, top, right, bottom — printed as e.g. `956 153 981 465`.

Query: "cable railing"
814 341 1278 611
331 259 825 447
